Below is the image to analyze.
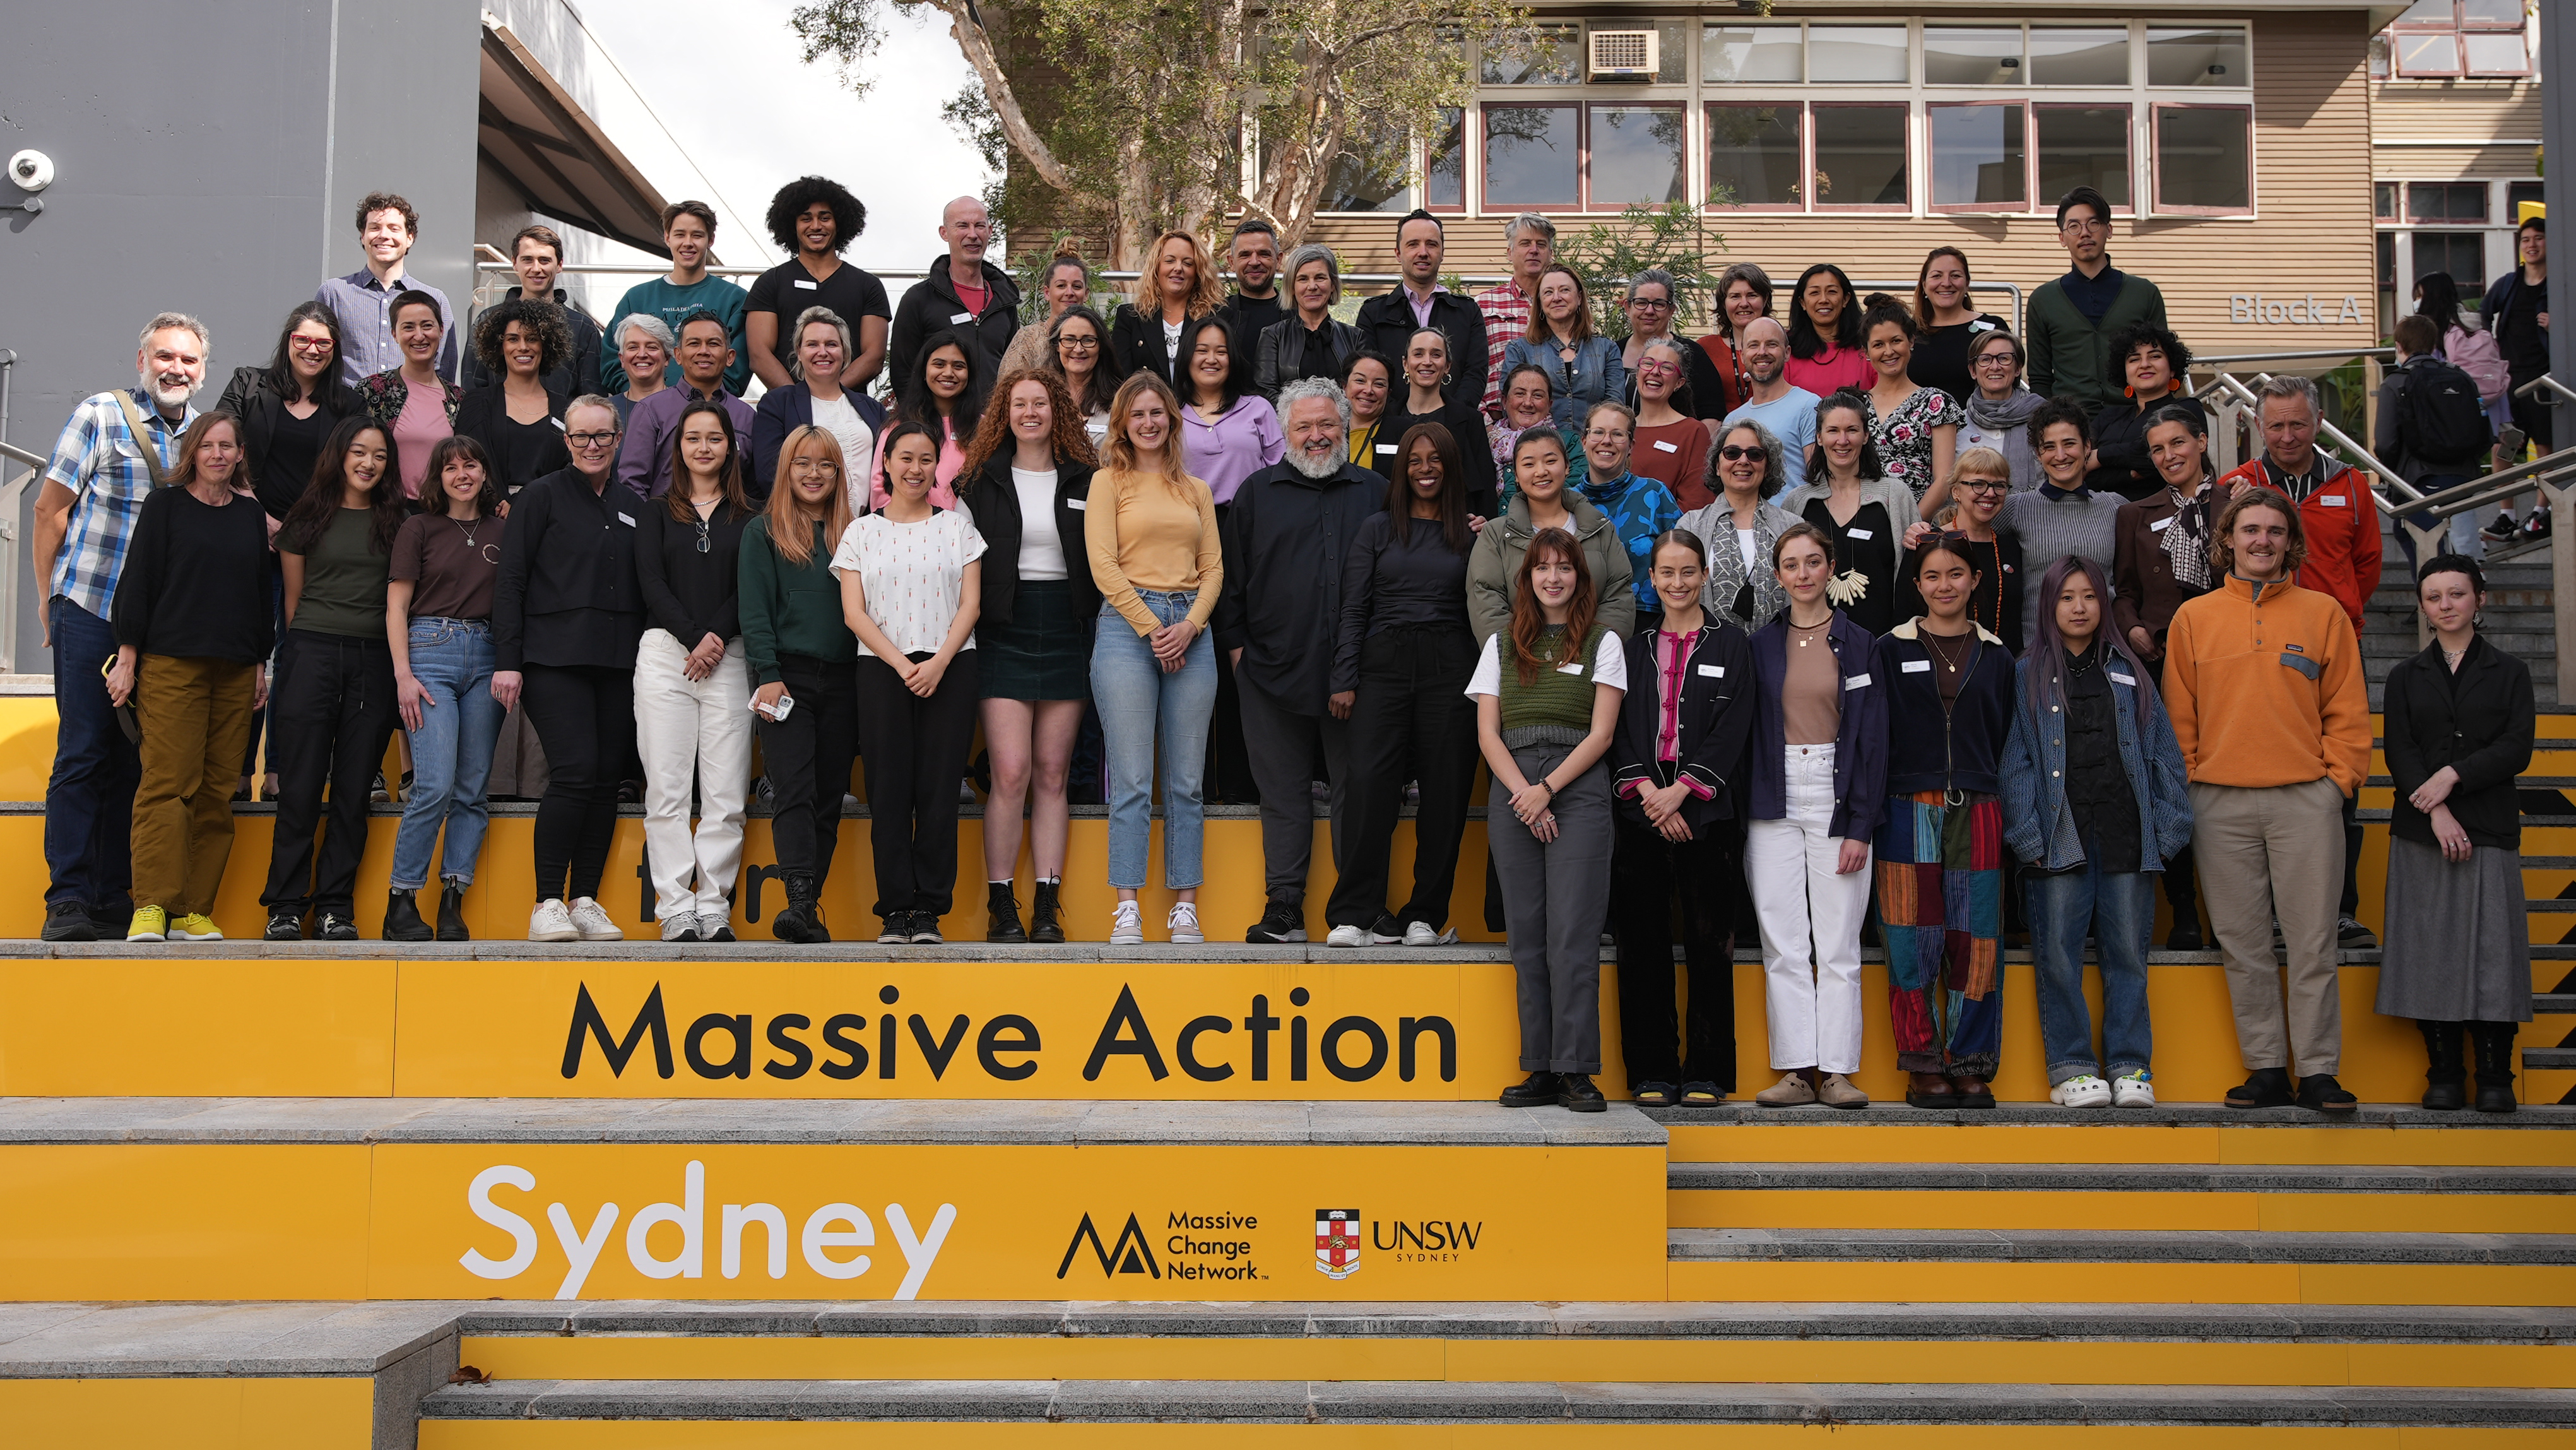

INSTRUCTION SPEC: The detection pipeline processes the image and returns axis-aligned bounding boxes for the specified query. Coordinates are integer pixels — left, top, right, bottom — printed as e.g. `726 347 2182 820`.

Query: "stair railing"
0 436 42 677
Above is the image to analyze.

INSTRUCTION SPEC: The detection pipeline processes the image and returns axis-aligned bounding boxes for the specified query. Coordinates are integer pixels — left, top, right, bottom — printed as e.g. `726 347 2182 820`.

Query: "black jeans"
1326 623 1479 930
262 629 398 917
520 662 634 901
762 654 861 884
1610 812 1742 1090
43 597 139 913
854 651 979 917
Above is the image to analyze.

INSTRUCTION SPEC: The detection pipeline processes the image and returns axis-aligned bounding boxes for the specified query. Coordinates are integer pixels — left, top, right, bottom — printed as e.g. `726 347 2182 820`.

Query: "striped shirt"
316 269 460 386
42 389 199 618
1475 281 1531 420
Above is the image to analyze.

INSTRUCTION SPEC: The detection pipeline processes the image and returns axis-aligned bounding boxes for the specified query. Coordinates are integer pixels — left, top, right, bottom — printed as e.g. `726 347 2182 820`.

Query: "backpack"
2397 357 2493 465
2442 323 2510 404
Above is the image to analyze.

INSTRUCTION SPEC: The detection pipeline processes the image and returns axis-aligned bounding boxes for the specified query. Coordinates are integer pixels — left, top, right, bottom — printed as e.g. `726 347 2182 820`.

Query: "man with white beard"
32 312 211 941
1217 378 1388 944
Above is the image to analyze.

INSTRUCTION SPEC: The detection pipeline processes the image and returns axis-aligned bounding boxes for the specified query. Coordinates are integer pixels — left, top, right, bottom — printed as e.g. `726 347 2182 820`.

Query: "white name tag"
1653 439 1680 453
1068 499 1087 510
794 279 818 290
948 311 976 324
1846 527 1873 540
2321 494 2345 506
2149 516 2173 532
616 512 635 527
1843 672 1870 690
1901 659 1932 674
1376 444 1398 455
1696 663 1724 678
2110 671 2137 686
1556 662 1585 675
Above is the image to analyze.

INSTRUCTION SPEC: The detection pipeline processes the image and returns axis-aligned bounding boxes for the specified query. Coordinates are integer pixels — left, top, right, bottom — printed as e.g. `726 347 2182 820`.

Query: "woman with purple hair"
1999 554 2192 1110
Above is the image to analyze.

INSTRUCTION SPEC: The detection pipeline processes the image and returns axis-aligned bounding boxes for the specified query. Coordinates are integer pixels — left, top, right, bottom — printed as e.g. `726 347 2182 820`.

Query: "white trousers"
634 628 752 919
1746 743 1872 1074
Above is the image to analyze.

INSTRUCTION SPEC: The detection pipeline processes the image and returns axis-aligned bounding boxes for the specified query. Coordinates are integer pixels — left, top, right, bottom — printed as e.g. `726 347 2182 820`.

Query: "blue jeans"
391 619 501 889
1090 592 1215 889
44 596 140 910
2024 837 2156 1085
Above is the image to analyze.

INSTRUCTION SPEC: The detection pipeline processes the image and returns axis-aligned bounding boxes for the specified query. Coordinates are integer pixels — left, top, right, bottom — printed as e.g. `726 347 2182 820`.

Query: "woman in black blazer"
748 304 887 504
1609 530 1756 1107
217 302 365 518
953 366 1102 944
1108 229 1226 385
2378 555 2537 1114
453 297 572 494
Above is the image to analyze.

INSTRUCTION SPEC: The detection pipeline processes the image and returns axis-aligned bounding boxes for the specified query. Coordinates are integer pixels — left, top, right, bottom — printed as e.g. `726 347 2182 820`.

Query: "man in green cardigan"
2026 186 2169 418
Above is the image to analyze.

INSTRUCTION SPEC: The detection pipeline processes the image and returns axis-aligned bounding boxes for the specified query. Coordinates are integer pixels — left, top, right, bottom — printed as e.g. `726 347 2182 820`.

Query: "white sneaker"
1325 924 1370 948
2050 1074 2113 1108
567 896 623 941
659 912 700 942
1166 903 1203 944
2112 1070 2157 1108
1109 901 1144 946
1403 920 1459 946
528 899 577 942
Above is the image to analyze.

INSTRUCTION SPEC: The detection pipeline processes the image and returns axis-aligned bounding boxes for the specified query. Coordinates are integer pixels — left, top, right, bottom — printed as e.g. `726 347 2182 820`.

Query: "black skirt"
979 579 1091 700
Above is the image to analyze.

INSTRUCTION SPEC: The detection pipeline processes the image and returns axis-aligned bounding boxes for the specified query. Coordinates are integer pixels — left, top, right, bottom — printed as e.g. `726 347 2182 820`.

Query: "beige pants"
2190 776 2346 1076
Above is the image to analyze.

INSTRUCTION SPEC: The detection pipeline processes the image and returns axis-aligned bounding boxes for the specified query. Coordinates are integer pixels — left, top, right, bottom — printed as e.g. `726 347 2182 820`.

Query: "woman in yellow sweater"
1087 370 1225 946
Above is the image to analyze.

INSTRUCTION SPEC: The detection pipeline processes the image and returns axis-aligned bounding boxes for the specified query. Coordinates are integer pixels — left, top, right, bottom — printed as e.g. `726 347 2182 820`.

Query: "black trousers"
1326 624 1479 930
2140 651 2203 932
521 662 634 901
262 629 399 918
1609 811 1742 1090
761 654 860 884
854 651 979 917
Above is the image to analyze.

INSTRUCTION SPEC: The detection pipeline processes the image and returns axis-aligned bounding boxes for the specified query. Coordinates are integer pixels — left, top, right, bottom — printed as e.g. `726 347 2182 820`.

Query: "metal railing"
0 435 43 677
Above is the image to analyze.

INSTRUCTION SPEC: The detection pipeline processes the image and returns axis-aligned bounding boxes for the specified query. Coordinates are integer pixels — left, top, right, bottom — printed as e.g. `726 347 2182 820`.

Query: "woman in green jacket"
1467 428 1635 646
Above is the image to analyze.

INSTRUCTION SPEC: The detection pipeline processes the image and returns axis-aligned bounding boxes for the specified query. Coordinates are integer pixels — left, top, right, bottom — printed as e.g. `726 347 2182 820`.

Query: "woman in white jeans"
632 398 759 941
1743 521 1888 1108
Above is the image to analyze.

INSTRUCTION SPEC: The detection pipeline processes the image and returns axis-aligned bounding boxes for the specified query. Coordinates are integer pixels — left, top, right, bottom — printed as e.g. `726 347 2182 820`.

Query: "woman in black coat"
217 302 366 518
1609 529 1756 1107
453 297 573 494
2378 555 2537 1113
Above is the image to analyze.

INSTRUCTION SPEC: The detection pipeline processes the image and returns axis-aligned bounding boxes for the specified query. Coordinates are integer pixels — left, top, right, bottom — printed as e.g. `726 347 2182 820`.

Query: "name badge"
1696 663 1724 678
794 278 818 290
2002 562 2014 573
1846 527 1873 540
1901 659 1932 674
1653 439 1680 453
2320 494 2345 506
1376 443 1398 455
1843 672 1870 691
1556 662 1586 675
2110 671 2137 686
1068 499 1087 510
616 512 636 527
948 311 976 324
2149 516 2173 532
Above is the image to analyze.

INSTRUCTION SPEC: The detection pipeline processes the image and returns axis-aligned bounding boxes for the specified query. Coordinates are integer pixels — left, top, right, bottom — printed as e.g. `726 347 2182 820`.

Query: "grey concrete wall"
0 0 480 674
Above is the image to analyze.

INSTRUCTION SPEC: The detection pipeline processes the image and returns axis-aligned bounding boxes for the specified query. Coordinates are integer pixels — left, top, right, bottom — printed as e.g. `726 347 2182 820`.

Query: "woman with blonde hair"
1109 230 1226 385
739 423 861 942
1087 369 1224 946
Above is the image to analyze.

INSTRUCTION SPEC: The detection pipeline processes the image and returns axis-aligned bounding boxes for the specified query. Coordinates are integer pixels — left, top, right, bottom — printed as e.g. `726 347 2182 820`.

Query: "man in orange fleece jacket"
2164 485 2373 1114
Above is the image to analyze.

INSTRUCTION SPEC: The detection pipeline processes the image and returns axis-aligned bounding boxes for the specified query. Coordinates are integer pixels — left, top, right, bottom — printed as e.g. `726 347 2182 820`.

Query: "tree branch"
930 0 1104 210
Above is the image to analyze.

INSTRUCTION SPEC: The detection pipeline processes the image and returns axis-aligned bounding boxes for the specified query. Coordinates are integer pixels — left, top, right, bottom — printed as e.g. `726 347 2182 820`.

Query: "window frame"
1583 100 1691 213
1808 101 1914 213
1702 100 1807 212
2386 1 2531 80
1422 107 1468 215
2148 101 2254 218
2033 101 2137 214
1477 101 1582 212
1925 99 2030 213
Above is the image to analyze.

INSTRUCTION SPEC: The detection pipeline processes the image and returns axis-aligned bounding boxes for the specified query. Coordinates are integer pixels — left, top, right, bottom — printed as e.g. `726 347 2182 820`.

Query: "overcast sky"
579 0 996 275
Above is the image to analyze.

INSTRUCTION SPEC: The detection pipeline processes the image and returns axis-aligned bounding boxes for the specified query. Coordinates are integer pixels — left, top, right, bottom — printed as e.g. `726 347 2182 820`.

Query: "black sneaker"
2337 915 2377 949
40 900 97 942
1499 1071 1559 1108
2483 509 2521 542
2296 1073 2358 1114
316 912 360 942
264 912 305 942
1245 897 1306 944
2524 509 2553 541
2224 1066 2296 1109
1557 1073 1608 1112
909 911 945 944
2165 921 2205 952
877 915 907 944
1367 912 1405 944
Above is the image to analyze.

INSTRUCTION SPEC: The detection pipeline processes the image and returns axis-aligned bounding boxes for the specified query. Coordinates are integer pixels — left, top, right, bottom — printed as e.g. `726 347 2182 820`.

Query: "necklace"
2442 644 2468 670
1789 615 1831 648
451 513 481 550
1922 627 1973 673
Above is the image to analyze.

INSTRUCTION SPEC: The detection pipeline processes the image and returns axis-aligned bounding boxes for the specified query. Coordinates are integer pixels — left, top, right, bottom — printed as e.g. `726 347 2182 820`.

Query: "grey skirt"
2376 834 2532 1023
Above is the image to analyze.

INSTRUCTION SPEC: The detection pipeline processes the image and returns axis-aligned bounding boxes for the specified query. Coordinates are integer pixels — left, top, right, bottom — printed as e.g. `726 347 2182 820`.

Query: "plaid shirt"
316 269 460 386
42 389 199 618
1475 281 1532 420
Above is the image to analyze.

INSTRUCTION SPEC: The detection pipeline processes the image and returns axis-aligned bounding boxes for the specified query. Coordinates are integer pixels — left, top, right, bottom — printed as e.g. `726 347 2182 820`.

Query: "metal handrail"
0 439 39 470
2194 348 2395 366
2197 369 2423 505
2514 374 2576 405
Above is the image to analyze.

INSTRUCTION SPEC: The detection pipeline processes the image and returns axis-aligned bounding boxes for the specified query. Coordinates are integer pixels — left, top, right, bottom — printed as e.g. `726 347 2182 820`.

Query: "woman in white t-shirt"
748 306 883 509
832 419 986 946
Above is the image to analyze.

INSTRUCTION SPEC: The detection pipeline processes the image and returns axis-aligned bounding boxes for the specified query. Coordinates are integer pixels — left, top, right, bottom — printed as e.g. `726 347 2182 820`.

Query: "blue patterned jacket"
1999 651 2193 872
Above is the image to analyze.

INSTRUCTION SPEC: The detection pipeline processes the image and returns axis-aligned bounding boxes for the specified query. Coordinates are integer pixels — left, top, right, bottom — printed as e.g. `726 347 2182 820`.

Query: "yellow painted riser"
454 1333 2576 1389
1 954 2556 1106
1663 1261 2576 1307
1667 1189 2576 1233
1666 1124 2576 1168
413 1428 2576 1449
0 1377 371 1448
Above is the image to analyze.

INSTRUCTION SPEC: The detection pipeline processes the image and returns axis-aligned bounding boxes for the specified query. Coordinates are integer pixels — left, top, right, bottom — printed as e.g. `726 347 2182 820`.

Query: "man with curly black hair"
747 175 889 393
463 225 601 398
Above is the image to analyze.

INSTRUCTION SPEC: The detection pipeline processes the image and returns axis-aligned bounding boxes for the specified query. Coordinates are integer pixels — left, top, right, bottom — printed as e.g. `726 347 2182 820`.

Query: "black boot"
986 881 1028 944
772 871 829 944
2418 1020 2466 1111
382 888 433 942
434 879 471 942
1029 880 1065 944
2471 1023 2520 1114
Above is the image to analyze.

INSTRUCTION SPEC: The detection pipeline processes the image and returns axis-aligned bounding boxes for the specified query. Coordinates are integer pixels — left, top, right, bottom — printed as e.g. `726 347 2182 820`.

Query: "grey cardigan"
1677 497 1802 633
1772 475 1920 539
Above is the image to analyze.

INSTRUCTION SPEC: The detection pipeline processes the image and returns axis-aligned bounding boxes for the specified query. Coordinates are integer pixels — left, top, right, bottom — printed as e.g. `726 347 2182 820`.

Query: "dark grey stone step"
1640 1102 2576 1129
413 1377 2576 1426
2534 994 2576 1013
2526 1048 2576 1069
1663 1162 2576 1194
1664 1227 2576 1265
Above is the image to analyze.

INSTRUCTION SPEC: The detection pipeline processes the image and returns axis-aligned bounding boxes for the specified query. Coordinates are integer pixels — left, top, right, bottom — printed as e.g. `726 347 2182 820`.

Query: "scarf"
2161 483 2215 593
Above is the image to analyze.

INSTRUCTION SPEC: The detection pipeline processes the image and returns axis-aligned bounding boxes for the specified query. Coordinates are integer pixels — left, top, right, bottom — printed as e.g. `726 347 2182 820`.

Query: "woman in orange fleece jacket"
2161 486 2373 1114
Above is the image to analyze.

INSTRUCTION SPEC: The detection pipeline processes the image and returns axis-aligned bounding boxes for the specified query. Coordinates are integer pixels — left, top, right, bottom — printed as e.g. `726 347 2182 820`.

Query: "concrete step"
1665 1227 2576 1266
1665 1162 2576 1193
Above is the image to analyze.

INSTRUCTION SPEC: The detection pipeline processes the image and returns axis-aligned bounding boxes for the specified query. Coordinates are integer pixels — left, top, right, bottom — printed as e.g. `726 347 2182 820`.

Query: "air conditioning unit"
1588 28 1659 80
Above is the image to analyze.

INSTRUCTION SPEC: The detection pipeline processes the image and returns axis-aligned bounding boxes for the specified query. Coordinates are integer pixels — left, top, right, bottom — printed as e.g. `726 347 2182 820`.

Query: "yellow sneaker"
126 906 168 942
168 913 223 942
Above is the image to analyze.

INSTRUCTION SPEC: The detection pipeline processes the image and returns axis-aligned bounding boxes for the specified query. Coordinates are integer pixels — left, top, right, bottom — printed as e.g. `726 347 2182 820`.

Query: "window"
1929 102 2026 210
2376 182 2401 221
1810 26 1908 83
1588 104 1687 208
1426 109 1465 210
1482 104 1578 208
2029 27 2131 86
2508 179 2545 220
2408 181 2488 222
2388 0 2531 79
1482 22 1582 85
2146 27 2248 86
1812 104 1909 209
1701 22 1802 83
2378 231 2400 335
1706 104 1803 208
1479 103 1685 212
2152 104 2250 214
1923 27 2024 86
1267 114 1417 215
2036 105 2131 210
2414 231 2488 290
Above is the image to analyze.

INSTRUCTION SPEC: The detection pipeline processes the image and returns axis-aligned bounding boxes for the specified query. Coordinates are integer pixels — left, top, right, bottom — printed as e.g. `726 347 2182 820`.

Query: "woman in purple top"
1175 314 1282 506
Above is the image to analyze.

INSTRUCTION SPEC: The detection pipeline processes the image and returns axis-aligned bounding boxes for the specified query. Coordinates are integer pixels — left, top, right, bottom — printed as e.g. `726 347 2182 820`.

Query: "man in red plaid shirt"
1477 212 1557 420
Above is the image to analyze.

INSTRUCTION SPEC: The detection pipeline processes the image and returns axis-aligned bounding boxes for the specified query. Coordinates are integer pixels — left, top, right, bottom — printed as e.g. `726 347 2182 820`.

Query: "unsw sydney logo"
1055 1207 1485 1283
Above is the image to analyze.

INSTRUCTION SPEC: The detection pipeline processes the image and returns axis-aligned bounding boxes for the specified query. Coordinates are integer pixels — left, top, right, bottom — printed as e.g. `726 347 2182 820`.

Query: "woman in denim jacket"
2000 554 2192 1110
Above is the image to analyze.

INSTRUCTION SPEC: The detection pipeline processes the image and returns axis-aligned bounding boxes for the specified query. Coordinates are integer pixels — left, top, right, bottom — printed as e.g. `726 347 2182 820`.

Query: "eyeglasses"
1637 360 1680 378
567 431 618 447
1961 480 2011 496
1057 336 1099 352
1630 297 1672 311
1973 352 2018 367
1720 444 1767 462
288 336 335 353
2059 217 2108 235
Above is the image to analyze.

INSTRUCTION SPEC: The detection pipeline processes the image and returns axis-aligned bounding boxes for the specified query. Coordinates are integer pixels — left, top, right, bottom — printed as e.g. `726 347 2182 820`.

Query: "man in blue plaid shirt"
32 312 209 941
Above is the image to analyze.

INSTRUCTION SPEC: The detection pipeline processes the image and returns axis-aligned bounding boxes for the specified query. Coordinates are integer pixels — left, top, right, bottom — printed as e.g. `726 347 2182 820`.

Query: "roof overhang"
476 19 674 257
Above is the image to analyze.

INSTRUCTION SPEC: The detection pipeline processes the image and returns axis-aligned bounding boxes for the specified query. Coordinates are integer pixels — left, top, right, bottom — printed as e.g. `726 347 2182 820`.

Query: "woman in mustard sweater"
1087 370 1224 946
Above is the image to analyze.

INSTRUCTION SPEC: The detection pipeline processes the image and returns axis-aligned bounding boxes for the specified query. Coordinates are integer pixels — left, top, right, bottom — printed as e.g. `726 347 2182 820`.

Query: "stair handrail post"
2555 472 2576 690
